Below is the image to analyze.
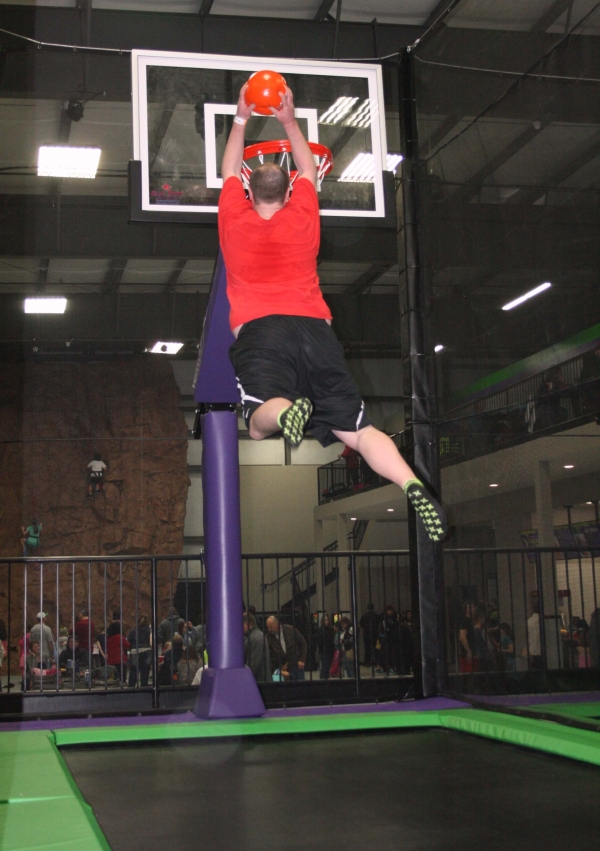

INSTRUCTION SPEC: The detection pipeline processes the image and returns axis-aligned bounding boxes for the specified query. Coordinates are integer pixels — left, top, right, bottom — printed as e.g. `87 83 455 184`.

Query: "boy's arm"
221 83 255 183
271 88 317 188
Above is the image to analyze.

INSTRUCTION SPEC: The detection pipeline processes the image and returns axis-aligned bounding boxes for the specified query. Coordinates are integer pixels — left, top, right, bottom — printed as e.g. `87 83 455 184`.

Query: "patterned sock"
277 398 313 447
403 478 448 542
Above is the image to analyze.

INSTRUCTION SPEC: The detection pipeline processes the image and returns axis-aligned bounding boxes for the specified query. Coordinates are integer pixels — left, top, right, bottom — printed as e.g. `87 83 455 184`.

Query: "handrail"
261 540 338 590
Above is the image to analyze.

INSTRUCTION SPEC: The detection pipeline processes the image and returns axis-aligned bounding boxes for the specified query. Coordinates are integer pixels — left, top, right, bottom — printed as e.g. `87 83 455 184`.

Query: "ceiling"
0 0 598 381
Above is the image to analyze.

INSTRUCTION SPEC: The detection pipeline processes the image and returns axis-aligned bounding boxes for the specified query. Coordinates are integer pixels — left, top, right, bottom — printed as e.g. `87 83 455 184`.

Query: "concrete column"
336 513 353 616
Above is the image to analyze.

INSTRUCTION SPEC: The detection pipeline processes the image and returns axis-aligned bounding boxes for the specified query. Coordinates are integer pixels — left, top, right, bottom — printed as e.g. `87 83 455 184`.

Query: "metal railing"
0 550 414 713
317 433 407 504
439 362 600 466
443 546 600 693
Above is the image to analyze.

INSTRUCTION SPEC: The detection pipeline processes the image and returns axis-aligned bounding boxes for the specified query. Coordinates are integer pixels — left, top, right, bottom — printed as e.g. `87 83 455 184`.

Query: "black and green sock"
403 478 448 542
277 398 313 447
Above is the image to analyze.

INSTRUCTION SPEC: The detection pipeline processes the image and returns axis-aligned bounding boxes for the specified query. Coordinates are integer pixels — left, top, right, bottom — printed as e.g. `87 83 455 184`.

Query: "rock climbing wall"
0 358 190 661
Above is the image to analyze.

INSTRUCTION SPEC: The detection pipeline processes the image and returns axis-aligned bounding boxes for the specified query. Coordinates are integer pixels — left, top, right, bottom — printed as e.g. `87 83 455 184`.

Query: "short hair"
112 610 121 621
249 164 289 204
244 613 257 628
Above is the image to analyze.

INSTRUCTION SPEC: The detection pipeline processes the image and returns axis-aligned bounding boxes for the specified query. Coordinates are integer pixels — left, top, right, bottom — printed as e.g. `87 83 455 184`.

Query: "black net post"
398 47 446 697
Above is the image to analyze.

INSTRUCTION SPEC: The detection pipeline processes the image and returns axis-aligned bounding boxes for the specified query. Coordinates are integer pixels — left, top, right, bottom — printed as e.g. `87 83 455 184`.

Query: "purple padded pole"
193 251 265 719
202 409 244 670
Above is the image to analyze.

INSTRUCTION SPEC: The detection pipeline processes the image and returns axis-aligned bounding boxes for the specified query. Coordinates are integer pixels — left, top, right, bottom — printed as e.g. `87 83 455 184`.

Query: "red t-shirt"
218 176 332 331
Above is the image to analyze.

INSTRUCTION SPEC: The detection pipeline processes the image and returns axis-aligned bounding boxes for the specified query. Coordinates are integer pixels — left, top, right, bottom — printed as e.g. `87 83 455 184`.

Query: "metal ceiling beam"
420 115 462 157
103 258 127 294
199 0 215 15
449 119 551 203
345 262 394 296
531 0 573 32
506 132 600 205
422 0 458 29
165 259 187 293
38 258 49 293
314 0 336 21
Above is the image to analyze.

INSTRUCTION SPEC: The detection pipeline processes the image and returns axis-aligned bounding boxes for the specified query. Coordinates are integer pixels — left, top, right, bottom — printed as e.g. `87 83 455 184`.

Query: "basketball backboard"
131 50 397 223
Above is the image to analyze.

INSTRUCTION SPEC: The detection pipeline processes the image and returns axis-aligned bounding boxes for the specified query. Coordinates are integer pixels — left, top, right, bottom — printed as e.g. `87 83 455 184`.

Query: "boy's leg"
249 396 313 446
333 425 447 542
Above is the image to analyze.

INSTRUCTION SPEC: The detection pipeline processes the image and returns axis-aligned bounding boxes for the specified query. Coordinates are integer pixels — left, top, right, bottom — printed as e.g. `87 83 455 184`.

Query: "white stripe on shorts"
356 401 365 430
236 378 264 406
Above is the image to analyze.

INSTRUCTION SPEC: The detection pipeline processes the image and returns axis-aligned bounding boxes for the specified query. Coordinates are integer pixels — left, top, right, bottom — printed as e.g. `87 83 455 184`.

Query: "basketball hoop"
241 140 333 190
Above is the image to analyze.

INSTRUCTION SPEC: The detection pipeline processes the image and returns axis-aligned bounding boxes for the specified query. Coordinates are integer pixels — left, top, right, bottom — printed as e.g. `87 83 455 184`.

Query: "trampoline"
3 700 600 851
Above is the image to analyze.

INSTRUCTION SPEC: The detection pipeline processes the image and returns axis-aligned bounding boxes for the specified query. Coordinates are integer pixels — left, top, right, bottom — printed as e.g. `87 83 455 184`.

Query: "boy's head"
249 163 290 206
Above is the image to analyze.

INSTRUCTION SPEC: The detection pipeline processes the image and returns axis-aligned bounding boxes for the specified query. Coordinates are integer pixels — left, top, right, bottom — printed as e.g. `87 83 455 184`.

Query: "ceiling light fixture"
564 464 574 469
38 146 101 179
24 297 67 314
148 341 184 355
319 97 359 125
338 153 403 183
350 517 357 520
387 508 394 512
501 282 551 311
434 344 444 353
489 483 499 487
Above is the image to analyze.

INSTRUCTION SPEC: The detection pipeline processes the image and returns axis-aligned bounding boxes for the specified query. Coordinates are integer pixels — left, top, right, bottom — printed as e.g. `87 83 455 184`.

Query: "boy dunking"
218 83 447 542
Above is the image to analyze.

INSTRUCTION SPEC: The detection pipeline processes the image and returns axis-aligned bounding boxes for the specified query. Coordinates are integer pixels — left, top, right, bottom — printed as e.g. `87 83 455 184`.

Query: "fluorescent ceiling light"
350 517 357 520
564 464 574 469
338 153 403 183
38 146 101 179
319 97 359 125
489 483 499 488
501 282 551 311
149 341 184 355
434 344 444 353
387 508 394 512
24 297 66 314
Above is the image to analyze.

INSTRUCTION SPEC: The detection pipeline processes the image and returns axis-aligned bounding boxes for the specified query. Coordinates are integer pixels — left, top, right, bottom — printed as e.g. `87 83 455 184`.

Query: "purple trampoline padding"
192 250 239 404
0 697 469 732
468 691 600 707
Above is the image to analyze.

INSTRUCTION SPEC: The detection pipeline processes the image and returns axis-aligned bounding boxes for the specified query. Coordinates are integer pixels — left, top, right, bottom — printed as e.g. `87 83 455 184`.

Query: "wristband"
233 115 247 126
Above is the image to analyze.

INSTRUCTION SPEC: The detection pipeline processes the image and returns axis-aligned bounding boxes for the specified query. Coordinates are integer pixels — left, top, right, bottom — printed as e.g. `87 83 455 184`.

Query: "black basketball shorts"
229 315 372 447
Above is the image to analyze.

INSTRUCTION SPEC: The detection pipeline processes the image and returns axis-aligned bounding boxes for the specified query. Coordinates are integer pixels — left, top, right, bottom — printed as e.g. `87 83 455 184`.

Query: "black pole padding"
398 48 447 698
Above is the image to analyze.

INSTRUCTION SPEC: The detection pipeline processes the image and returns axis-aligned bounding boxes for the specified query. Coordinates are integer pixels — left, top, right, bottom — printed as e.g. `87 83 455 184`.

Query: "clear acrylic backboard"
131 50 392 220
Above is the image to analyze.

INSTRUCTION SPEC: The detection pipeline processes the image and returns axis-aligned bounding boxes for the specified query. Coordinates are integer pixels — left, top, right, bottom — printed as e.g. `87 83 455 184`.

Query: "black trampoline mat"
62 729 600 851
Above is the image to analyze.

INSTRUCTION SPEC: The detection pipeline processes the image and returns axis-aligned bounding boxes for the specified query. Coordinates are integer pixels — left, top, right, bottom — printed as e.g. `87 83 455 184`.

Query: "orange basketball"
244 70 287 115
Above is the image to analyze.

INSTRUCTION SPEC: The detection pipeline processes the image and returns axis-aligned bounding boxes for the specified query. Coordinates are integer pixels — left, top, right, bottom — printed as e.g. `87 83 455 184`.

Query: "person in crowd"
107 610 124 638
243 612 271 682
177 645 201 686
91 636 106 669
359 603 379 667
265 615 307 681
399 610 414 675
59 634 89 671
127 614 152 688
25 640 51 688
74 608 95 657
87 451 107 497
522 598 542 670
106 621 130 683
534 366 569 431
590 607 600 668
179 620 198 650
159 634 184 685
317 613 336 679
380 605 401 674
499 622 515 671
578 345 600 415
471 605 494 671
20 518 42 556
29 612 55 664
458 601 477 672
338 616 355 678
339 444 361 488
157 609 183 651
0 618 7 679
57 625 69 654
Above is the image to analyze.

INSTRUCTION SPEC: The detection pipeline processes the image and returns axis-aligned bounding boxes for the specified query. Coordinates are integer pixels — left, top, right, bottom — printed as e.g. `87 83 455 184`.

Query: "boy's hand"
270 87 295 127
236 83 255 121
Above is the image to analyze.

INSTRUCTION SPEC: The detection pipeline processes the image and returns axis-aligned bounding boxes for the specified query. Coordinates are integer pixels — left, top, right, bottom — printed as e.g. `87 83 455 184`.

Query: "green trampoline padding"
2 707 600 851
528 701 600 721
